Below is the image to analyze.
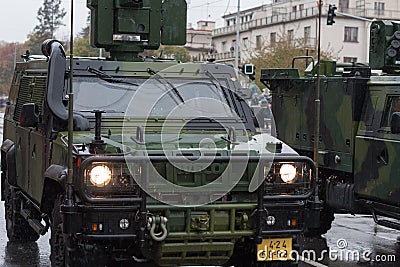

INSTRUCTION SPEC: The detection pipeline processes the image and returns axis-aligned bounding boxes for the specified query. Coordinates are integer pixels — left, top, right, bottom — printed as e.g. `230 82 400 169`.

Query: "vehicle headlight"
279 164 297 183
89 165 112 187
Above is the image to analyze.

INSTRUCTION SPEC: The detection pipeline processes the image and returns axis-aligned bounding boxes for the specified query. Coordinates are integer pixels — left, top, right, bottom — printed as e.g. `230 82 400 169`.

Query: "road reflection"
4 242 40 267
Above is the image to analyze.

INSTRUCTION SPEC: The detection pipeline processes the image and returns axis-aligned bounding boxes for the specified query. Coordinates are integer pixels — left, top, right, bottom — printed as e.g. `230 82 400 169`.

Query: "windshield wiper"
204 70 232 107
147 68 185 104
87 67 139 87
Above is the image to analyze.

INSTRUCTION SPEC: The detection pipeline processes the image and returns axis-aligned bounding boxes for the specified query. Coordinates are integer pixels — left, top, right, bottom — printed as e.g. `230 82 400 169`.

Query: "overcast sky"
0 0 270 43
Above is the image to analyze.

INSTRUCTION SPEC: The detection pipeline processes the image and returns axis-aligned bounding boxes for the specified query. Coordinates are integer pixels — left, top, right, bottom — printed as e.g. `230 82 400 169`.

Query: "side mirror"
20 103 39 127
390 112 400 134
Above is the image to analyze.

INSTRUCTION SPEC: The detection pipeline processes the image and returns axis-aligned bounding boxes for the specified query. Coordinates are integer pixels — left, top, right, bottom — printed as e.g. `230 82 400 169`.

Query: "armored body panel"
354 75 400 207
262 64 370 174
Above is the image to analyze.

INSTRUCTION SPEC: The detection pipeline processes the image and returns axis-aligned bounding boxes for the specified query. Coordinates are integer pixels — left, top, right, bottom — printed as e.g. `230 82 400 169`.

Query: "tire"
50 194 66 267
50 194 86 267
4 181 40 242
49 194 113 267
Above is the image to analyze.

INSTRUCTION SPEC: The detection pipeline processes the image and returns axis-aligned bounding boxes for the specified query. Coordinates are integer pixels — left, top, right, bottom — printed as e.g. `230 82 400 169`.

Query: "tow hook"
147 215 168 242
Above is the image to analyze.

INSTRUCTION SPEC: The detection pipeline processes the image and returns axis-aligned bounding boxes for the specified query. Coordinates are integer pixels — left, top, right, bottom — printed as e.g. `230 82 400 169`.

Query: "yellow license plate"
257 237 292 261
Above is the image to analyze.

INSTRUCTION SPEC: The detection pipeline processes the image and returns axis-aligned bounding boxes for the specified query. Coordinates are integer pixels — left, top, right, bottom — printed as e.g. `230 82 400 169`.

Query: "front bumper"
61 155 318 264
61 199 318 265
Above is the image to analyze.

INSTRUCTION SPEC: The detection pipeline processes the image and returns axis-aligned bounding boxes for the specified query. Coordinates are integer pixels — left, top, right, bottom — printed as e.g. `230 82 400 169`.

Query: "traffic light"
327 4 337 25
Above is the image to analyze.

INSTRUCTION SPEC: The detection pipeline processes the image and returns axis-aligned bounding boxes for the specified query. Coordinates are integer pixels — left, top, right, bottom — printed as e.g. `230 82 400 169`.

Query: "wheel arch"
40 164 67 214
1 139 17 200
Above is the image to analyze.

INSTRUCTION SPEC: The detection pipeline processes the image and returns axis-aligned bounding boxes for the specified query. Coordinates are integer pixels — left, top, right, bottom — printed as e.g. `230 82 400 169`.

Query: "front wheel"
49 195 103 267
49 194 66 267
4 181 39 242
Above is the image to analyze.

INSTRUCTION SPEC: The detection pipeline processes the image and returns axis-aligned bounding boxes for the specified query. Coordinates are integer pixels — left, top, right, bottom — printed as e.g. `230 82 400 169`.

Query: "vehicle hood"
61 130 298 157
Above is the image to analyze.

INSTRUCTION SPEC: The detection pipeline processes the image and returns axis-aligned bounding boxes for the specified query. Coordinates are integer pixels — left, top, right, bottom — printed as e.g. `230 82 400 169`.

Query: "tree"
248 33 339 88
74 37 102 57
25 0 66 54
73 14 105 57
79 14 90 39
0 42 25 94
154 45 191 62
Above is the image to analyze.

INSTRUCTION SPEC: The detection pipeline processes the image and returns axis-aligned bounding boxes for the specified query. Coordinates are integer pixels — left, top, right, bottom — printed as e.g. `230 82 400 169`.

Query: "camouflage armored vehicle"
261 20 400 231
1 0 322 266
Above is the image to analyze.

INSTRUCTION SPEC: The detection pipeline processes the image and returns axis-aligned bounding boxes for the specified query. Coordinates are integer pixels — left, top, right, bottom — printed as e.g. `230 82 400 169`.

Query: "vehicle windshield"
73 76 142 114
73 77 237 119
71 62 262 132
131 79 233 118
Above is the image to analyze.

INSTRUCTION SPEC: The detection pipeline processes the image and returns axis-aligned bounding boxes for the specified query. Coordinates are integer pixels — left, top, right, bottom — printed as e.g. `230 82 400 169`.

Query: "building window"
256 35 262 49
231 40 236 52
270 32 277 44
242 37 249 49
339 0 349 11
222 41 226 52
299 4 304 11
374 2 385 15
343 57 357 63
292 6 297 12
344 27 358 42
304 26 311 46
288 29 294 45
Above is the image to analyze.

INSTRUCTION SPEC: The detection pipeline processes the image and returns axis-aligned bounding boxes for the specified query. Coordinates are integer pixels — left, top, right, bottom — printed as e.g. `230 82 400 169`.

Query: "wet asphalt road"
299 214 400 267
0 113 399 266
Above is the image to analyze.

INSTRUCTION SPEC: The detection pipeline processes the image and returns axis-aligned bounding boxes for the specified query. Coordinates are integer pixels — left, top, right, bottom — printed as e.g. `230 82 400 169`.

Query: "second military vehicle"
1 0 323 266
261 19 400 231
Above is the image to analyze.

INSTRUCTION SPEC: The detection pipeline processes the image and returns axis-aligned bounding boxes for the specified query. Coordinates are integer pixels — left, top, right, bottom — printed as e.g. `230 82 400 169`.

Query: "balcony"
213 6 319 37
213 6 400 37
211 51 241 62
347 7 400 19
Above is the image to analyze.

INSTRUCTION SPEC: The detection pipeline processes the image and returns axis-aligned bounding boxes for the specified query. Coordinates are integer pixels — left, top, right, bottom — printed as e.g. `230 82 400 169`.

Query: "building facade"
185 21 215 61
211 0 400 64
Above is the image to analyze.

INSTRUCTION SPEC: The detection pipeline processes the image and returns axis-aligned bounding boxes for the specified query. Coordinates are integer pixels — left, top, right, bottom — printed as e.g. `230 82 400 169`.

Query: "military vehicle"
261 20 400 232
1 0 323 266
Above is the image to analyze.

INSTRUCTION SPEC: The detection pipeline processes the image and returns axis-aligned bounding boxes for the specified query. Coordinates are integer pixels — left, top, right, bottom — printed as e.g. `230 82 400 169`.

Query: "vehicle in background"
261 19 400 232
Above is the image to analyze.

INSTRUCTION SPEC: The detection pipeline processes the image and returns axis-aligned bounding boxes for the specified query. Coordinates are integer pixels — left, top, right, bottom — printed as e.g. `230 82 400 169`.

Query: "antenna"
66 0 74 201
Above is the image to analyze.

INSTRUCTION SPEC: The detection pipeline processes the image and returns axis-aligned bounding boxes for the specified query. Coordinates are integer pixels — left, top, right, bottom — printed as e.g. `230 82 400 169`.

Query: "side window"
381 96 400 127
